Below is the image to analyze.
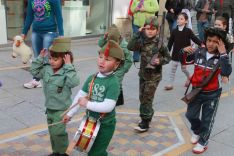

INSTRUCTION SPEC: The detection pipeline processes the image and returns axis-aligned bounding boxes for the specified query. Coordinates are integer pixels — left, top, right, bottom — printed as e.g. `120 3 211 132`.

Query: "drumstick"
60 102 79 117
48 121 64 127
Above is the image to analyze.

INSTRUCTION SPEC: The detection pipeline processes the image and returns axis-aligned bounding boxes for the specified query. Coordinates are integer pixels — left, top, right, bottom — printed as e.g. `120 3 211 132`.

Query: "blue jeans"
197 20 209 42
31 31 58 80
132 24 140 62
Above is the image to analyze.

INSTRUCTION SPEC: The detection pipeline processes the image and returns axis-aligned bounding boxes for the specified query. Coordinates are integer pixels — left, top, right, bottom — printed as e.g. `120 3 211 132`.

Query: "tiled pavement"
0 111 184 156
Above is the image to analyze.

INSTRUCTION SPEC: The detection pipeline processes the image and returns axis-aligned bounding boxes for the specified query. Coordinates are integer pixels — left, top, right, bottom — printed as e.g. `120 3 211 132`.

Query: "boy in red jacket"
180 27 232 154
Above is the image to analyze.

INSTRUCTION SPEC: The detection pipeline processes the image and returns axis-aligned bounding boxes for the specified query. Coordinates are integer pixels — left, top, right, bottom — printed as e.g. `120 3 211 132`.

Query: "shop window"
63 0 111 37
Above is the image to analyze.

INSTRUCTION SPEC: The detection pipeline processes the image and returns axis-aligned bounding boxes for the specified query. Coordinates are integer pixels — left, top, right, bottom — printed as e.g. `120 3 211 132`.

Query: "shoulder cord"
87 73 105 120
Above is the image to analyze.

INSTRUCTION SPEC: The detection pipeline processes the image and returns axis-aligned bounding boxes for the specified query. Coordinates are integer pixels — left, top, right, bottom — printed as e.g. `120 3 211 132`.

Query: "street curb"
0 35 101 51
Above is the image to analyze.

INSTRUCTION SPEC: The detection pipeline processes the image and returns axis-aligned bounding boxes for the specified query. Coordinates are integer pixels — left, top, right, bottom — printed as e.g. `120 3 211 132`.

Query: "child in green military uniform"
98 24 133 106
30 38 80 156
63 40 124 156
127 16 171 132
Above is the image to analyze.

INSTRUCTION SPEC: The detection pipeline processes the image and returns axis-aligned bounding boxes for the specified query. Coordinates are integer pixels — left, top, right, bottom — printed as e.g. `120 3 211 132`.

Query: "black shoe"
134 119 150 132
48 153 59 156
59 154 69 156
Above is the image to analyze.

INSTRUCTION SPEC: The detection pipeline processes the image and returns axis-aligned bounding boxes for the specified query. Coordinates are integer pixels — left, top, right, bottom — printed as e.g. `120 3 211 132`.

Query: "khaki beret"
100 40 124 60
49 37 71 52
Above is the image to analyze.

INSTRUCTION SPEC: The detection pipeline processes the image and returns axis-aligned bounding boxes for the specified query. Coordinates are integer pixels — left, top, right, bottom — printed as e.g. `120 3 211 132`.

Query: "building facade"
0 0 167 45
0 0 114 44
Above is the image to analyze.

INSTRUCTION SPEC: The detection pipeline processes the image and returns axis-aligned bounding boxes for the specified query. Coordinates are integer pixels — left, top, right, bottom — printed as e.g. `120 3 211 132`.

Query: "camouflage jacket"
127 31 171 81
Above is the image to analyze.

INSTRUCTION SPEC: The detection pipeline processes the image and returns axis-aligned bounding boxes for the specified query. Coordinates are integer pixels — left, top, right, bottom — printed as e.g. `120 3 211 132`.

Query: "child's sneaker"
23 79 42 89
192 143 208 154
134 120 150 132
191 133 200 144
164 85 173 90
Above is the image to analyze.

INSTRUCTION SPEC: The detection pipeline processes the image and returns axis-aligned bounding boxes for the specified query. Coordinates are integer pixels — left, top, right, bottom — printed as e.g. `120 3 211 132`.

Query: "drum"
73 115 100 152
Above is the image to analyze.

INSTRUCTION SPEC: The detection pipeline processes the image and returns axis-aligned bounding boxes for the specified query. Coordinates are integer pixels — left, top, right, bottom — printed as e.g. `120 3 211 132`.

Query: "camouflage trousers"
139 78 160 121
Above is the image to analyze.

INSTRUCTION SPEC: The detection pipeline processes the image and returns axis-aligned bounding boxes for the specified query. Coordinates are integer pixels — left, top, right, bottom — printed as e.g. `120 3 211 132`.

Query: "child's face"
49 56 63 71
98 53 120 74
144 25 158 38
177 15 187 26
206 36 220 54
214 20 226 30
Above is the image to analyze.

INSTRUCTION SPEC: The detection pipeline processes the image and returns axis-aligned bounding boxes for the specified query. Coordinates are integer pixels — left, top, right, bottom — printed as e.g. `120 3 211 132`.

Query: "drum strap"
87 73 106 120
87 73 98 100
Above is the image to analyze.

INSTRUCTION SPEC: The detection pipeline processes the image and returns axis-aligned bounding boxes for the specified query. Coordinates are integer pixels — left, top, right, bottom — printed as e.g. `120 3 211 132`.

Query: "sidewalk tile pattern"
0 113 179 156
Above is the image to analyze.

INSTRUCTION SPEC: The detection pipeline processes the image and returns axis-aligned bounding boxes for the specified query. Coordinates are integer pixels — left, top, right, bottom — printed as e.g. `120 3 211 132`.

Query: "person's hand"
212 9 217 14
20 34 26 40
78 97 88 108
128 14 133 20
135 7 140 12
39 48 47 57
63 54 71 64
202 9 210 13
217 39 226 54
104 32 109 39
153 58 160 65
62 115 72 124
140 6 144 12
139 27 145 32
170 9 174 13
221 76 229 84
201 43 206 48
183 46 195 54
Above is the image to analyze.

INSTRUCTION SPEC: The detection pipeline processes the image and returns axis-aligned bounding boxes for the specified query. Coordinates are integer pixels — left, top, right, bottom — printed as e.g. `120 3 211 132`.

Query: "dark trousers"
116 89 124 106
186 88 222 146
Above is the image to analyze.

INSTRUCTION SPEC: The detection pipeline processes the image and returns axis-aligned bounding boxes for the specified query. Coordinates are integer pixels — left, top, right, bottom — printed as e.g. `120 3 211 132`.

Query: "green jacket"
127 32 171 81
98 36 133 85
30 56 80 110
131 0 159 27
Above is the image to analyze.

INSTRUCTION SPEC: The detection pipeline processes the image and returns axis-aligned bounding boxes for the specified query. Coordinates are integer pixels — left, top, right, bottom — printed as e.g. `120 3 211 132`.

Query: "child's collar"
178 25 185 31
97 71 114 77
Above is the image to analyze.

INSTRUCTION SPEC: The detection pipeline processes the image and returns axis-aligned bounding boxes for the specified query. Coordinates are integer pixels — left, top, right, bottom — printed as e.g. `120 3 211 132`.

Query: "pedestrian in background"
130 0 159 62
195 0 215 41
214 0 234 41
127 16 171 132
22 0 64 89
214 0 234 23
98 24 133 106
165 12 202 91
165 0 187 34
30 38 79 156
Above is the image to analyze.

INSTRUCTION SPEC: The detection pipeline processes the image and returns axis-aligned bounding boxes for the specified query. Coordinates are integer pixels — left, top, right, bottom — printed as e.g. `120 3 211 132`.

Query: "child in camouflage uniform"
63 40 124 156
30 38 80 156
98 24 133 106
127 16 171 132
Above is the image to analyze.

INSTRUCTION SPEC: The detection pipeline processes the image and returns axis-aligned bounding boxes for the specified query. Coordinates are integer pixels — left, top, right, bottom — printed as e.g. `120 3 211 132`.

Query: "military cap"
204 27 228 46
108 27 121 43
144 16 159 29
49 37 71 52
100 40 124 60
